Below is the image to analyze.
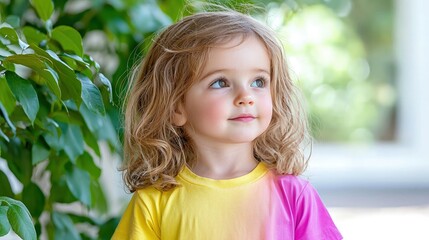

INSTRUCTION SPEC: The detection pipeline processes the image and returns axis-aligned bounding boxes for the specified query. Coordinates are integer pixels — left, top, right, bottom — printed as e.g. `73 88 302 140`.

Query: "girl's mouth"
229 114 255 122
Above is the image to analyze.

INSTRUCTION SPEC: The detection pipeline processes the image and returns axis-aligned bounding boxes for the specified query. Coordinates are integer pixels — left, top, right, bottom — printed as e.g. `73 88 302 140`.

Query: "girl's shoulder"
133 185 173 202
272 173 343 239
270 172 316 200
273 173 310 188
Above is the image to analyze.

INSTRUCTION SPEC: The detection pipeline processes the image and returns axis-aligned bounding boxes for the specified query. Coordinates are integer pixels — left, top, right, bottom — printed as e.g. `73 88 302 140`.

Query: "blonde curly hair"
122 10 310 192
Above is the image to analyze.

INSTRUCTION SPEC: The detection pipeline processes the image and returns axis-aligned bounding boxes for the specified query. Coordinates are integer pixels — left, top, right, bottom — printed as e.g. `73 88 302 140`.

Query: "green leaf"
0 24 29 50
49 179 76 204
61 124 84 163
0 102 16 135
0 171 14 198
79 103 102 134
65 165 91 207
0 197 36 240
0 55 14 69
52 212 81 240
0 74 17 115
76 152 101 179
0 197 32 223
77 73 105 115
0 128 9 142
83 55 100 72
0 25 19 43
97 73 113 103
22 26 47 46
30 0 54 21
32 47 82 104
42 119 62 151
5 15 20 29
22 182 45 219
97 114 118 147
5 71 39 124
9 102 31 123
98 217 120 240
3 138 33 185
82 127 101 156
31 142 50 165
51 110 82 125
67 213 99 226
0 205 11 237
59 54 78 71
62 53 89 68
43 64 61 97
7 205 36 240
3 54 62 99
90 180 107 213
51 26 83 57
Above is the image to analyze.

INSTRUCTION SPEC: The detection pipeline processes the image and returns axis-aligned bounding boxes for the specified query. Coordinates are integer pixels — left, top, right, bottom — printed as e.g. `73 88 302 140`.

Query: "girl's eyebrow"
200 68 271 80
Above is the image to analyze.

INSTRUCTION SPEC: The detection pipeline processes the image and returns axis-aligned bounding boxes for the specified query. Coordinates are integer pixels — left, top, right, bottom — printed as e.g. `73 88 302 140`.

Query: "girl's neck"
190 142 258 180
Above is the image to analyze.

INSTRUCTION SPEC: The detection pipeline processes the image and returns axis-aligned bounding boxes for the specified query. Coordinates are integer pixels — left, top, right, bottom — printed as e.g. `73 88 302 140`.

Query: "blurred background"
1 0 428 239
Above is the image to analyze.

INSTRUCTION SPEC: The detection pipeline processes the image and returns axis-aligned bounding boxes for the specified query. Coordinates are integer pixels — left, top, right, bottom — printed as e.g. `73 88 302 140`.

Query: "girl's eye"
210 79 228 89
251 78 266 88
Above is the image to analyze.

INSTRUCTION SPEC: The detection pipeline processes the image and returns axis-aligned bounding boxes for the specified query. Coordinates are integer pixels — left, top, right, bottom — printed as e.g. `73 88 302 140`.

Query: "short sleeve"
111 190 161 240
294 182 343 240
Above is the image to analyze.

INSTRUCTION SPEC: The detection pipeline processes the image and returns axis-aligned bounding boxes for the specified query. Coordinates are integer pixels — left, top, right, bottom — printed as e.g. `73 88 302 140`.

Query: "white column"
396 0 429 154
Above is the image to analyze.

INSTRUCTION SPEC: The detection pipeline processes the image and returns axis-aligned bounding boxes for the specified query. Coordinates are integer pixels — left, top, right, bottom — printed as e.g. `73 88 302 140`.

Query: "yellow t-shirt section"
112 163 273 240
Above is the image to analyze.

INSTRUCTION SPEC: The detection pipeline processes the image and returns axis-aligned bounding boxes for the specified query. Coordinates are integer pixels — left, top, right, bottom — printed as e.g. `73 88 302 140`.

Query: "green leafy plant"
0 197 36 240
0 0 118 239
0 0 195 237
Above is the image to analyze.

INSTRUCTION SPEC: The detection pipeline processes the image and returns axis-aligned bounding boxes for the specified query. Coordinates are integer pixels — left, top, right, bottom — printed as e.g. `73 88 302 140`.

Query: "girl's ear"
172 102 187 126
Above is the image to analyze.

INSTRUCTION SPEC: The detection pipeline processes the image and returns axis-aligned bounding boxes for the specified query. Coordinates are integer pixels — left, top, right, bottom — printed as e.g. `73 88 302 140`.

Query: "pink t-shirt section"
268 174 343 240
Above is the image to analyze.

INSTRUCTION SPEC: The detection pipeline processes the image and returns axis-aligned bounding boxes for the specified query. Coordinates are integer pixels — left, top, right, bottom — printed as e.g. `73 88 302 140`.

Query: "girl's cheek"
187 96 227 124
261 94 273 111
204 99 228 120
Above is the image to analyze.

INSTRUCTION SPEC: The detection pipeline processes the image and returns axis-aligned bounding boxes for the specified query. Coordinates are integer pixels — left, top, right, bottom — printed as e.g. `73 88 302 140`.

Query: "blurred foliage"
265 0 395 143
0 0 396 238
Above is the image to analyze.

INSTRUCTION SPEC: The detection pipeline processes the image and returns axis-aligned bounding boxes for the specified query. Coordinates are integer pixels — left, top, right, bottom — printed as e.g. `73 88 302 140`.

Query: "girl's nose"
235 94 254 106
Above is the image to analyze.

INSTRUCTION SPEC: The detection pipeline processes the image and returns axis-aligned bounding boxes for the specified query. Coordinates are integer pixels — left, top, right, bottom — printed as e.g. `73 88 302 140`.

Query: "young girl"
112 10 342 240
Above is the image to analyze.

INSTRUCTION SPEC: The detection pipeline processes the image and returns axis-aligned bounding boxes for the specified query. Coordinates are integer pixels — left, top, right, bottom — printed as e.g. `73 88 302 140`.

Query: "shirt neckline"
178 162 268 188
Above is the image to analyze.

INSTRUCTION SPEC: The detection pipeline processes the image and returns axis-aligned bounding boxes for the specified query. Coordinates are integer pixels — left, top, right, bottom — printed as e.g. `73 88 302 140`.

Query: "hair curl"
122 10 310 192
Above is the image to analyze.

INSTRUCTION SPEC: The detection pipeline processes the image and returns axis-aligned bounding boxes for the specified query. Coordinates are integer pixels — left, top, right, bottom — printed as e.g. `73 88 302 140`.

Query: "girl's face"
174 36 273 146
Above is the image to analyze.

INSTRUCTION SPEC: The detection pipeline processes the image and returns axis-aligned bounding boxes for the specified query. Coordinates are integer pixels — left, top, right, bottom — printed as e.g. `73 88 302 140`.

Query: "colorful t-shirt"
112 163 342 239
